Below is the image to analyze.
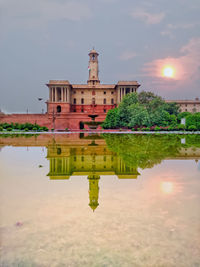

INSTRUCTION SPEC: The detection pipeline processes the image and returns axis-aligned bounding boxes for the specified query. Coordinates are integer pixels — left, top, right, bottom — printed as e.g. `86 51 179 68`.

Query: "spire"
87 48 100 85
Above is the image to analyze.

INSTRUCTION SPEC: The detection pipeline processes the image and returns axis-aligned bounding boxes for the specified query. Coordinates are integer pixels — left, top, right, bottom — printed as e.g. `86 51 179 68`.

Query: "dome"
89 48 99 55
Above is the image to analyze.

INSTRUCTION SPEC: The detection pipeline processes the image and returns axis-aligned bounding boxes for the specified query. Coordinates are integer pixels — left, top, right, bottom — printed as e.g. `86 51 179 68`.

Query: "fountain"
84 114 102 130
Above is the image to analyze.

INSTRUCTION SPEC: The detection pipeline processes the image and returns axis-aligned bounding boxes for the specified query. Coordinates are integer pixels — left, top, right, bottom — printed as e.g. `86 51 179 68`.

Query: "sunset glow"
160 181 174 194
162 66 175 78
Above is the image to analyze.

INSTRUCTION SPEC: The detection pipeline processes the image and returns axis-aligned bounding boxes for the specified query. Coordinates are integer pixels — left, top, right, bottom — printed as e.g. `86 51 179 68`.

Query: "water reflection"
160 181 174 194
42 133 200 210
0 133 200 266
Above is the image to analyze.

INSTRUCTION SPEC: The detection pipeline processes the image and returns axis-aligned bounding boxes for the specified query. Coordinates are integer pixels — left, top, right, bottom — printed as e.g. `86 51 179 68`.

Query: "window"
104 91 106 95
111 98 114 104
81 156 84 162
73 98 76 104
103 98 106 104
104 109 106 113
185 109 187 111
111 91 114 94
93 81 95 85
81 91 84 94
81 108 84 113
81 98 84 104
57 105 61 113
74 109 76 112
57 87 61 102
92 98 95 105
92 91 95 95
57 148 61 155
73 91 76 94
185 104 187 107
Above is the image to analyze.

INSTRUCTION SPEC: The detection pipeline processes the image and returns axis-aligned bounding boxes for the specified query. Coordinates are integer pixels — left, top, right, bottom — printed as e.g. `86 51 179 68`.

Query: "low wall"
0 113 107 130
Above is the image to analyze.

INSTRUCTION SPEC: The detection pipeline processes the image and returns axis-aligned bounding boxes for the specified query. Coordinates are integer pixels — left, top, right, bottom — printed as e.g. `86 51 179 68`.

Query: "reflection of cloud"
143 37 200 85
119 51 137 61
131 9 165 25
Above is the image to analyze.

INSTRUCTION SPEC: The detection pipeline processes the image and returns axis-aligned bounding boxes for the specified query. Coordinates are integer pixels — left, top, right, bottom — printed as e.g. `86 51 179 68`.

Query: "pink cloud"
143 37 200 84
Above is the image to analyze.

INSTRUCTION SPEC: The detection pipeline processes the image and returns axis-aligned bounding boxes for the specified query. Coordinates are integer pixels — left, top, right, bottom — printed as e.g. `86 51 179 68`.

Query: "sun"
162 66 175 78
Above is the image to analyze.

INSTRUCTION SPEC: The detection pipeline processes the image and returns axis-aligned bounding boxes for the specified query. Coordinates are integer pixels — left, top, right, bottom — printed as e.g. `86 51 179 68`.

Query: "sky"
0 0 200 113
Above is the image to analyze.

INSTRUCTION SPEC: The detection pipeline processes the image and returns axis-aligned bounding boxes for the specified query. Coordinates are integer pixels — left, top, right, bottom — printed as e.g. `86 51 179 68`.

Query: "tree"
101 108 120 129
163 102 180 116
186 113 200 129
128 103 150 128
118 93 138 125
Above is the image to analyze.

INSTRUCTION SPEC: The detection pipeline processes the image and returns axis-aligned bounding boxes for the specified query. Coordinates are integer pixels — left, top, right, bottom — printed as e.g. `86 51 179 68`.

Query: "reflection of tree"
103 134 184 169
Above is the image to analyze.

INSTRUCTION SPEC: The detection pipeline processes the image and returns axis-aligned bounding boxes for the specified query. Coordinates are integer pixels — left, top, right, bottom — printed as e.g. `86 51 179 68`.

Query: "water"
0 134 200 267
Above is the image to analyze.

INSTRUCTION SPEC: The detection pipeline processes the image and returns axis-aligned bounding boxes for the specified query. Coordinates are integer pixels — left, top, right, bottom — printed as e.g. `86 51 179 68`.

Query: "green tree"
101 108 120 129
128 103 150 128
164 102 180 116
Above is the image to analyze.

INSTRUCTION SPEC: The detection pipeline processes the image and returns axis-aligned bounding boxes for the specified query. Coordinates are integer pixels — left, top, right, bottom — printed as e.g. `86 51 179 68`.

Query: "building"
0 49 140 130
0 49 199 130
166 98 200 113
46 48 140 129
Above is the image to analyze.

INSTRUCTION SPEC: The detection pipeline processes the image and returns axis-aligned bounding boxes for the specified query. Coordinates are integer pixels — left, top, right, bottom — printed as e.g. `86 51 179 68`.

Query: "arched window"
92 98 95 105
57 105 61 113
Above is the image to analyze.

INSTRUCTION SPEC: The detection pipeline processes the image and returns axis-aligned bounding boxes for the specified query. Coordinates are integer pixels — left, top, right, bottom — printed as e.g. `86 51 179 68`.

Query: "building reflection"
46 137 140 211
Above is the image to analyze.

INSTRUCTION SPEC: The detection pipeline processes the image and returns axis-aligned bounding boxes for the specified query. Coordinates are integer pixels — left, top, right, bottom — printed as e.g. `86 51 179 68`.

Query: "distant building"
166 98 200 113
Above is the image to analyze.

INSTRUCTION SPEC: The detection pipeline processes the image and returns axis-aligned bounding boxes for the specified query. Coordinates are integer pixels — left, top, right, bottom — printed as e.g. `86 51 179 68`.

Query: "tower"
87 49 100 85
88 174 100 211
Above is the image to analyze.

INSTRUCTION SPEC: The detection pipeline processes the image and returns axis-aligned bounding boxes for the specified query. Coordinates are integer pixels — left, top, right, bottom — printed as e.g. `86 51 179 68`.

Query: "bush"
144 127 150 131
188 125 197 131
177 124 185 131
65 128 69 131
167 126 175 131
32 127 38 131
154 126 161 131
7 127 12 131
0 126 3 131
24 128 29 132
51 128 54 132
42 126 48 132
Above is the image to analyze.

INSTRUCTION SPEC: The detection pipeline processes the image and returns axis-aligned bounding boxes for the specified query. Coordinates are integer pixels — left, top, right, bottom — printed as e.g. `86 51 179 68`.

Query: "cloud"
0 0 92 29
143 37 200 86
131 8 165 25
119 51 137 61
161 22 200 38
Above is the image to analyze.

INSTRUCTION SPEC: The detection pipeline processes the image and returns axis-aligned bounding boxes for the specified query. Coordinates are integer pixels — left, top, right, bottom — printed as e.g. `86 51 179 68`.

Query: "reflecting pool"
0 134 200 266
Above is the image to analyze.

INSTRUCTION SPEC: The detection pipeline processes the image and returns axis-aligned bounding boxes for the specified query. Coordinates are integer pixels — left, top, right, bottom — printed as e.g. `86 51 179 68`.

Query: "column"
61 87 64 102
64 88 66 102
49 88 51 101
67 87 70 103
55 87 57 102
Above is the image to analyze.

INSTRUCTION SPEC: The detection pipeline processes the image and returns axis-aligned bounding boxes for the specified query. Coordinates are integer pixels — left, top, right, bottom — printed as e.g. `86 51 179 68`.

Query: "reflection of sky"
198 161 200 171
0 147 200 266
